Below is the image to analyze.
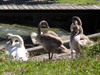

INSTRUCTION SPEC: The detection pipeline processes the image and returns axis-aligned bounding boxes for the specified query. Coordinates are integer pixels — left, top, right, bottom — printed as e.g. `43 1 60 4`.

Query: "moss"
0 23 37 29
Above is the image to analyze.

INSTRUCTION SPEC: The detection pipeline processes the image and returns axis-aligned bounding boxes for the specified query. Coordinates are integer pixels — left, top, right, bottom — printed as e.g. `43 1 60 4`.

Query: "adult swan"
5 33 28 61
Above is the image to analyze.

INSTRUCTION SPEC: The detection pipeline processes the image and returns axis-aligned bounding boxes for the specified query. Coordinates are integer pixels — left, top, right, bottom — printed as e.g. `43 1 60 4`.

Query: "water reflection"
0 24 70 45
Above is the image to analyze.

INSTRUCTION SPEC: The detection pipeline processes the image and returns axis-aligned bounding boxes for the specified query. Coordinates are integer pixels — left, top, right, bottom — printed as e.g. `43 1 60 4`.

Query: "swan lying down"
5 33 28 61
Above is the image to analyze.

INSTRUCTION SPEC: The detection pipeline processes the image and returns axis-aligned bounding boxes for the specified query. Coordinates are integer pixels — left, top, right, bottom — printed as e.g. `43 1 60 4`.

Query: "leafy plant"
47 0 100 4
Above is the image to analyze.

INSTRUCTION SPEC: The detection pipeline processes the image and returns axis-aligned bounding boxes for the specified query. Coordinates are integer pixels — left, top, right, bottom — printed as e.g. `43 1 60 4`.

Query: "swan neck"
11 35 24 47
79 26 83 35
78 18 82 26
70 27 83 42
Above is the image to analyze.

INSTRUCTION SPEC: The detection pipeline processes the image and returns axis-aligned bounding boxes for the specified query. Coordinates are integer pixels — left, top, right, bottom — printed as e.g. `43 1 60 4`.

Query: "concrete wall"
0 10 100 34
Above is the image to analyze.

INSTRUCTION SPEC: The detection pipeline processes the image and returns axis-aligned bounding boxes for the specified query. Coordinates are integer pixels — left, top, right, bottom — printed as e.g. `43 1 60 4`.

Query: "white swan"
5 33 28 61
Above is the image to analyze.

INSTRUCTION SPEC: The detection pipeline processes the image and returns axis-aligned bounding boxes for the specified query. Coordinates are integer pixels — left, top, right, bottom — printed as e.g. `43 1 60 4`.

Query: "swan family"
5 16 93 60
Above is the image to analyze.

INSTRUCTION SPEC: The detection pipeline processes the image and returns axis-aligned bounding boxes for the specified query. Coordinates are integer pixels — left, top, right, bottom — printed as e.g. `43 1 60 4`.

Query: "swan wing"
10 47 28 61
40 34 62 46
44 31 58 37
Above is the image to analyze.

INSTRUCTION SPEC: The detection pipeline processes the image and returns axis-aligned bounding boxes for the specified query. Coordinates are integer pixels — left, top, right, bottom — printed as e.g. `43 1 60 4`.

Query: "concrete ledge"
27 32 100 55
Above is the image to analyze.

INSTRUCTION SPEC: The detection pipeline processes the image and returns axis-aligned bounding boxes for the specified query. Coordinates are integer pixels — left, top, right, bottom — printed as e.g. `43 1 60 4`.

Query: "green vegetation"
0 23 65 32
0 23 37 29
0 40 100 75
49 0 100 4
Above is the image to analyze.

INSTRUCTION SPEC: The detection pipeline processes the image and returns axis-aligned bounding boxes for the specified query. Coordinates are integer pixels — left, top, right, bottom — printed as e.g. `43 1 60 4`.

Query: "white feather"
5 33 28 61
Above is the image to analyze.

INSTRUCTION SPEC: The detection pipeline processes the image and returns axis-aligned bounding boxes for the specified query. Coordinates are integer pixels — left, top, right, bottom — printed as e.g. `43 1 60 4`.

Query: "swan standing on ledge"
5 33 28 61
35 20 71 59
69 16 93 58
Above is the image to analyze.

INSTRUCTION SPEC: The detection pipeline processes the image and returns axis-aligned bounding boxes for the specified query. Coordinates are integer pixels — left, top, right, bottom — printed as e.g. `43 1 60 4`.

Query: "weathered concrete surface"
27 32 100 55
32 52 72 61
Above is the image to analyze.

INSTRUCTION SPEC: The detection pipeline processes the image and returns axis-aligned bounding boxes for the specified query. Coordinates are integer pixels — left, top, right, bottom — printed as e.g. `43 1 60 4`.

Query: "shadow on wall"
0 14 100 35
0 0 54 5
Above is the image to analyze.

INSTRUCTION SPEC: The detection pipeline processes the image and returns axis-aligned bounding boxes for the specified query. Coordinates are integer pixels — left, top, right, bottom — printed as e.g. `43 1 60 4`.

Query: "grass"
0 40 100 75
52 0 100 4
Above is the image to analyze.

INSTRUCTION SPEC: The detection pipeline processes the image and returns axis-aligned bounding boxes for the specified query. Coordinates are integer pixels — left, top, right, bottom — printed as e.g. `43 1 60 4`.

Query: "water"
0 24 70 45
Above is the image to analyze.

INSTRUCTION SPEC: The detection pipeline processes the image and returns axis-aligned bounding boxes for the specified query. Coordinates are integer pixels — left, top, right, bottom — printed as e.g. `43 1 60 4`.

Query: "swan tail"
57 45 71 54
